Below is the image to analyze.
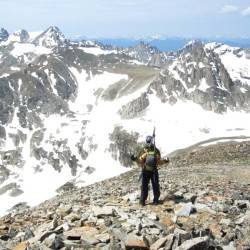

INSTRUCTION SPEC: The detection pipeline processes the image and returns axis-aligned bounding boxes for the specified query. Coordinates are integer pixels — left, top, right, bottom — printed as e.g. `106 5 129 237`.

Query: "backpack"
144 148 157 171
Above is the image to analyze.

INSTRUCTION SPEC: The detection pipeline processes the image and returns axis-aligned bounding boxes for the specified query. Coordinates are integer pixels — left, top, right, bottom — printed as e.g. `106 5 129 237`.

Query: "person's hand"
130 154 137 161
162 157 170 164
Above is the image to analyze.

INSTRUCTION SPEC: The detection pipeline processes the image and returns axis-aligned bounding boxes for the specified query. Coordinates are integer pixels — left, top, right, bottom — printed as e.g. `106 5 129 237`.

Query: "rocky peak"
131 41 161 60
177 40 204 56
120 41 170 66
32 26 66 47
79 39 103 48
12 29 30 42
0 28 9 42
205 42 245 58
135 41 160 54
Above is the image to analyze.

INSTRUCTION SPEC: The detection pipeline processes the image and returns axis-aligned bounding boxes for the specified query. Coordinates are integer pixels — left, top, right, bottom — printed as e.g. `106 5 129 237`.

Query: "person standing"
138 135 162 206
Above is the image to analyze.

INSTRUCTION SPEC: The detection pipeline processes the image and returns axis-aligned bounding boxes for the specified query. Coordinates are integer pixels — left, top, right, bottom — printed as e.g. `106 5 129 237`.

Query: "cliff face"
147 42 250 113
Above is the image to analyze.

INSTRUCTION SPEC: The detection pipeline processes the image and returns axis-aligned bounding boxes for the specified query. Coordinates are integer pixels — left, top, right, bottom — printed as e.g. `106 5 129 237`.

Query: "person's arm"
139 152 147 168
156 148 169 166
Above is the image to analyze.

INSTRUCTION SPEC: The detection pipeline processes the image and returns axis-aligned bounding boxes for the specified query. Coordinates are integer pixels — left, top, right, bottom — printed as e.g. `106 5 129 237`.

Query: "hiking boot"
139 201 146 206
152 200 159 205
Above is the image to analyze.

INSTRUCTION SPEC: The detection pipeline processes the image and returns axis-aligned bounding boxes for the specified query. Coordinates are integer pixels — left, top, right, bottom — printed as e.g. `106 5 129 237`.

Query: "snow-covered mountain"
149 40 250 112
0 27 250 216
32 26 67 47
118 41 170 66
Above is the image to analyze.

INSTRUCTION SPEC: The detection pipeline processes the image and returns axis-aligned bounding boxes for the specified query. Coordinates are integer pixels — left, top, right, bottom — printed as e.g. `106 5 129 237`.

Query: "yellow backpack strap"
139 152 148 162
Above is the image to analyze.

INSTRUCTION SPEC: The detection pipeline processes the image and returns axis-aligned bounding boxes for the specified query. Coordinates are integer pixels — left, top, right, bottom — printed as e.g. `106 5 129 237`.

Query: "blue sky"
0 0 250 38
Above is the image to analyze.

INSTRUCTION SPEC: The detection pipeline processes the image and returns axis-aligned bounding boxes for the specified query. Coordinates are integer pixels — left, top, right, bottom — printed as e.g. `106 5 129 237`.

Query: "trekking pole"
148 184 151 202
153 127 156 153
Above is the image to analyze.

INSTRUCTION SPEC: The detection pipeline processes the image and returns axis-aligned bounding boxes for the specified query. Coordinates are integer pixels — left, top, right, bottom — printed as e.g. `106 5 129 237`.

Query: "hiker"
137 135 167 206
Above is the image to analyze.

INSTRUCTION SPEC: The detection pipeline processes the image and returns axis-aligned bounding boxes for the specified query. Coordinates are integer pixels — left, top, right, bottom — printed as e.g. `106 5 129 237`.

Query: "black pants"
140 169 160 203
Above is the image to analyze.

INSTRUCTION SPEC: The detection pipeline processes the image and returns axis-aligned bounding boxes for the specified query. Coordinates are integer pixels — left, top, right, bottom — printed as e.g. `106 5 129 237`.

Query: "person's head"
145 135 154 147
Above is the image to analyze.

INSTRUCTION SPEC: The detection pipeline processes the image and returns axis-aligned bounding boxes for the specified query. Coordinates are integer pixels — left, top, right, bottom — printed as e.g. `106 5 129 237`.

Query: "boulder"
64 226 99 241
174 236 209 250
150 234 174 250
175 202 194 217
125 237 149 250
92 206 115 218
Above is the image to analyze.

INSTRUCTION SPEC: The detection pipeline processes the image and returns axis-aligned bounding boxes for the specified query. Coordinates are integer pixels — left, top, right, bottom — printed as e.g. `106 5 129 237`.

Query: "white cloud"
221 5 239 13
242 7 250 16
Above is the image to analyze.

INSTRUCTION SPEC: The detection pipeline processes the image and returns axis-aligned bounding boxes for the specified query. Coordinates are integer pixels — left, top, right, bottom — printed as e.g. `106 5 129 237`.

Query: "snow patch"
198 78 210 92
240 87 248 93
79 47 117 56
28 31 43 40
199 62 206 68
207 43 250 86
0 73 10 78
11 43 52 59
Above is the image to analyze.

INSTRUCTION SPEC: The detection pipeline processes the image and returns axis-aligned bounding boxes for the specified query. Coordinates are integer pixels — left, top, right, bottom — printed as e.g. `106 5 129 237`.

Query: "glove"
130 154 138 161
162 157 170 164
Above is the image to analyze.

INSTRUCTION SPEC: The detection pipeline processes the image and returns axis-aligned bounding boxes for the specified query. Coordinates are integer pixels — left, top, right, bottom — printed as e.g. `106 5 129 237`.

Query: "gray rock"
147 213 159 221
109 126 140 166
235 200 249 210
0 125 6 139
54 222 71 233
50 235 64 249
24 227 35 240
228 206 241 216
63 239 82 248
110 228 128 243
1 150 22 166
96 233 110 243
119 93 149 119
164 234 175 250
13 29 30 42
92 206 115 218
84 166 96 174
174 191 184 200
148 228 161 235
125 234 149 250
0 28 9 42
235 215 245 225
174 236 209 250
220 218 232 226
195 203 216 214
123 192 140 202
56 181 76 193
183 193 197 204
43 233 63 249
32 220 62 242
82 236 100 246
0 165 9 185
173 228 191 246
175 202 194 217
150 234 174 250
222 241 236 250
56 205 72 217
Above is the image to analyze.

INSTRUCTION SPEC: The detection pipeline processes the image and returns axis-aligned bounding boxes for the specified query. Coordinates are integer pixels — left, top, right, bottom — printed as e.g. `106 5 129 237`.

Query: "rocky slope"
146 41 250 113
0 140 250 250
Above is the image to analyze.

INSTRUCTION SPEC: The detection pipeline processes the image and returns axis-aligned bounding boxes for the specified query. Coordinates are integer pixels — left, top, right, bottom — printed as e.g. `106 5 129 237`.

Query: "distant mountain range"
88 37 250 52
